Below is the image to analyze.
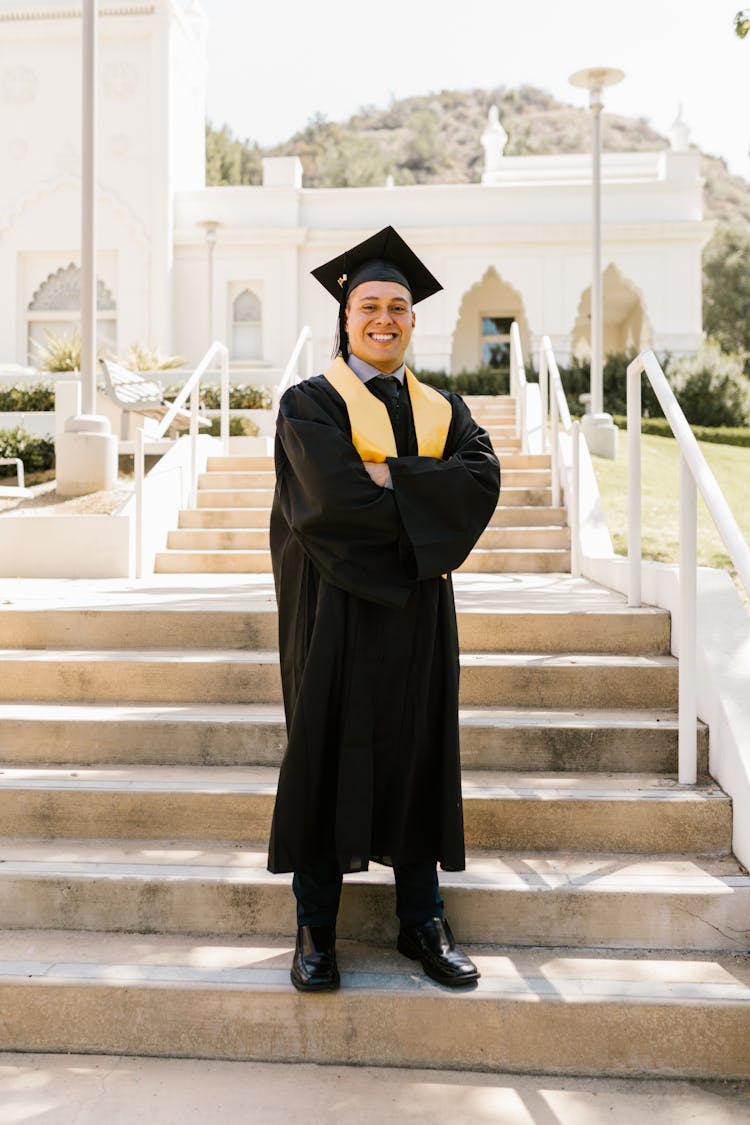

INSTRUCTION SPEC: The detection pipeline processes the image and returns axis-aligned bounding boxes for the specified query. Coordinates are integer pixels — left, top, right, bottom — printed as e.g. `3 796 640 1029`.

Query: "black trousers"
293 857 444 928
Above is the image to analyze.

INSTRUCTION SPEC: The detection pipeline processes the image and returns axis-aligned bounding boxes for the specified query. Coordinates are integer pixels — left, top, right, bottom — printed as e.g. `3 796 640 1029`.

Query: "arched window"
232 288 262 361
27 263 117 364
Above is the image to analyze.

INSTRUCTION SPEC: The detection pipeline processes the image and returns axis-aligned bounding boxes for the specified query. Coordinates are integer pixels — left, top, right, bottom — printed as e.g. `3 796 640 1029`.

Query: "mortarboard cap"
311 226 442 306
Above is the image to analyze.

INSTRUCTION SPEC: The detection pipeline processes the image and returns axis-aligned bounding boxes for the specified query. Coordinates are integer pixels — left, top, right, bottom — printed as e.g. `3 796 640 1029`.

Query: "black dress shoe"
397 918 480 987
290 925 340 992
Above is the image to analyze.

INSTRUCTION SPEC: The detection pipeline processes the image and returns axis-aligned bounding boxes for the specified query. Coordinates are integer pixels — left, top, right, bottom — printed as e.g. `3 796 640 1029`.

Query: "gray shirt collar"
347 353 406 385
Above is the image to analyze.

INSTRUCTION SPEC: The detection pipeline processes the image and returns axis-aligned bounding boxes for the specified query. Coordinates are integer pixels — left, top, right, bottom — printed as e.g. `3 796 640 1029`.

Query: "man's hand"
363 461 392 488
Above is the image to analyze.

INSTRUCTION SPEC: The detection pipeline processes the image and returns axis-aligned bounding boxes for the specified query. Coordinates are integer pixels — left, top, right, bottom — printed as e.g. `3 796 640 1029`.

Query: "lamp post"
569 66 624 459
198 220 221 350
56 0 118 497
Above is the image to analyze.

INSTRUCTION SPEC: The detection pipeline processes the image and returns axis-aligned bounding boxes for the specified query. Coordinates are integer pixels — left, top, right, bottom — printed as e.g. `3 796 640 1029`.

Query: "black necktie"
374 375 401 405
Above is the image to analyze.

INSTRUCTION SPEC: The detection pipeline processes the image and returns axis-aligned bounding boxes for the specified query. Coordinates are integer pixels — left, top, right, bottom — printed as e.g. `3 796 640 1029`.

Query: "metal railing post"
220 347 229 456
539 344 549 454
135 424 144 579
627 358 643 608
679 454 698 784
551 387 560 509
570 420 581 576
189 383 200 508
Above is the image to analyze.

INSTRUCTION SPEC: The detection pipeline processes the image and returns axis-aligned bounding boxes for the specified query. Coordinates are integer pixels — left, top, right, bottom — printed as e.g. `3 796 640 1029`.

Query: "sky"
204 0 750 180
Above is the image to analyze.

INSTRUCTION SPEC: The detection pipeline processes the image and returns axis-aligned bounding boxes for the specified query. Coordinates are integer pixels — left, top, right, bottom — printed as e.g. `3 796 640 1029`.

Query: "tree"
205 123 262 185
735 9 750 37
702 221 750 361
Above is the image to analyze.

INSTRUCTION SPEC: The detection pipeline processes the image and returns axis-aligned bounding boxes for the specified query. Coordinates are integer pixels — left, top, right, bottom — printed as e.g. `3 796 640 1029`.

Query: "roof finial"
669 103 691 152
481 105 508 183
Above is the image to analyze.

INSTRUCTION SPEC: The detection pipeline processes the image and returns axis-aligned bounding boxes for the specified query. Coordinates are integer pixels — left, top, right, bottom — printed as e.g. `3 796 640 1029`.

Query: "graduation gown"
267 367 500 875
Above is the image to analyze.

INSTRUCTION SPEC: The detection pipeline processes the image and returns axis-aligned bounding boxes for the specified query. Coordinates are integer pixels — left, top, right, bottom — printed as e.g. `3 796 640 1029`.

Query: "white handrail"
274 325 314 414
627 349 750 785
509 322 528 453
134 340 229 579
570 419 581 577
542 336 573 509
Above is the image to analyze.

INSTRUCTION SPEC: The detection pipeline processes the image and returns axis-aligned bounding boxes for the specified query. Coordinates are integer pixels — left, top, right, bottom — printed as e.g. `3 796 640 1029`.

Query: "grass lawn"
590 432 750 589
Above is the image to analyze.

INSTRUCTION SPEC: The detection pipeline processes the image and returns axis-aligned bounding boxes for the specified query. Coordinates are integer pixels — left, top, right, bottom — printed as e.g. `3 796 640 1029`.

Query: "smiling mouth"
369 333 397 342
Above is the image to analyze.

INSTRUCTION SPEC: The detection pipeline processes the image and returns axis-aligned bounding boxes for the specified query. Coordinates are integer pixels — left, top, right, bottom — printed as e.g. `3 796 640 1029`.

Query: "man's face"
345 281 415 373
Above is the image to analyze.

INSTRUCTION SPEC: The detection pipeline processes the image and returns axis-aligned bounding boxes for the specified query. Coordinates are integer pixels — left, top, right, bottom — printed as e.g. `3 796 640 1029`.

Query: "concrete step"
178 507 271 528
0 650 679 707
206 456 273 472
478 526 570 549
0 842 744 950
458 549 570 573
166 528 271 550
191 485 551 512
0 768 729 852
497 488 552 507
495 453 551 469
155 547 571 575
496 469 552 487
198 471 275 490
0 604 671 654
0 704 703 772
2 931 748 1077
154 550 272 574
196 489 274 508
485 428 518 441
166 527 571 553
3 1057 748 1125
488 506 567 526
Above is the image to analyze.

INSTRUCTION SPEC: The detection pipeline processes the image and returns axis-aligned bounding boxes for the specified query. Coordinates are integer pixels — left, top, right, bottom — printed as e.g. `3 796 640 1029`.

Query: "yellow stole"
324 356 451 463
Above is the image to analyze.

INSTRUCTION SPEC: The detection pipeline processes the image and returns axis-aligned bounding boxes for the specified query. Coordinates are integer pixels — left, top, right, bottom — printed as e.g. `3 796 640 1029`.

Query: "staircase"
154 396 571 575
1 390 749 1078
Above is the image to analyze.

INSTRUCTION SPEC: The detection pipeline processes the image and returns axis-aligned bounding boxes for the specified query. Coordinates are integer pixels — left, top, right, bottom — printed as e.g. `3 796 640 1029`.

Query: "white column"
81 0 96 415
57 0 117 497
590 84 603 418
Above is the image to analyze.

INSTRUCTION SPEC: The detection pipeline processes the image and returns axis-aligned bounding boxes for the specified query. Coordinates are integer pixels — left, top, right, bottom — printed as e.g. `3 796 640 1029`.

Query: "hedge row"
163 383 272 410
0 382 55 412
0 427 55 475
611 416 750 448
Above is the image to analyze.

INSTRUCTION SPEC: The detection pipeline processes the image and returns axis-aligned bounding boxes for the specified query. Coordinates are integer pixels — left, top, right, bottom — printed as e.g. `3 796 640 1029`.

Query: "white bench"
0 457 32 498
101 360 210 440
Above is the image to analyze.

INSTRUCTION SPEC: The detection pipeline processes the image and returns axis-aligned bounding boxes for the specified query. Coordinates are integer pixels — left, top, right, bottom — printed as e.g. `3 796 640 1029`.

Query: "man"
268 226 500 992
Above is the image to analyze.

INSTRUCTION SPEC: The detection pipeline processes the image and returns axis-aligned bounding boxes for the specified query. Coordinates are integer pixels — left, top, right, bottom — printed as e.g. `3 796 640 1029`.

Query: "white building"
0 0 710 383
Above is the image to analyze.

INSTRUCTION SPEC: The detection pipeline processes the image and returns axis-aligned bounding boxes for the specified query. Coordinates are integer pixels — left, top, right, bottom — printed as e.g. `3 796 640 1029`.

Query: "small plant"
122 344 185 372
0 382 55 411
0 427 55 475
208 416 259 438
32 328 82 372
162 383 272 410
415 368 510 395
666 342 750 428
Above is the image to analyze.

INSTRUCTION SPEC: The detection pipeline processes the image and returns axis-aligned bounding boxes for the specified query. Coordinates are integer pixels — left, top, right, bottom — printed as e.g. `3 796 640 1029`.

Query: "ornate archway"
571 264 651 360
451 268 530 374
27 263 117 363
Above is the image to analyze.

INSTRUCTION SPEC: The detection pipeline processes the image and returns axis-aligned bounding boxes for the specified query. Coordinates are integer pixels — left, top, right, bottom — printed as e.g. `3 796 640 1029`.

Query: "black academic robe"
267 372 500 875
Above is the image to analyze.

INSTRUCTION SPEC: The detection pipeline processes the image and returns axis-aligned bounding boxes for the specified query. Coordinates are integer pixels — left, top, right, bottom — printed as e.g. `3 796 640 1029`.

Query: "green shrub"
162 383 272 410
208 416 259 437
554 353 664 418
611 415 750 448
0 382 55 411
0 427 55 475
415 368 510 395
665 342 750 428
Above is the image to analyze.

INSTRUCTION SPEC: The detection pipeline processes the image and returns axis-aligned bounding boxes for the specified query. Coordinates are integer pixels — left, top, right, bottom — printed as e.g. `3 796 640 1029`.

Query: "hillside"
206 84 750 225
